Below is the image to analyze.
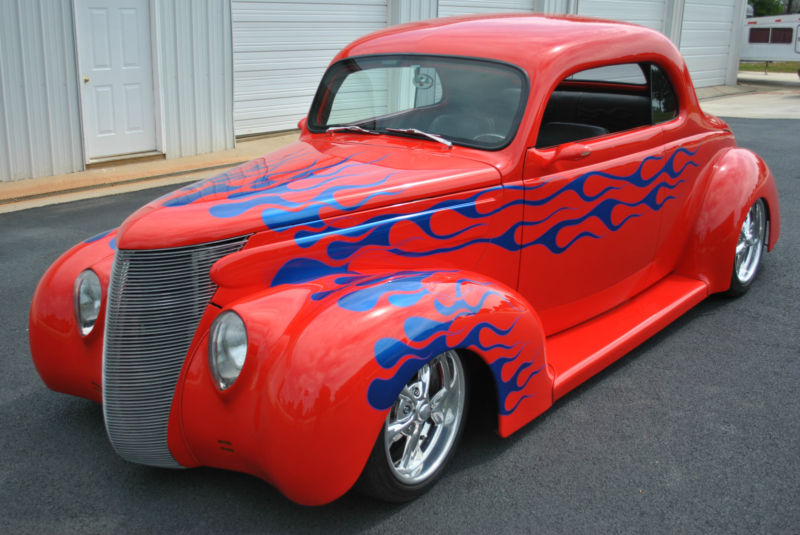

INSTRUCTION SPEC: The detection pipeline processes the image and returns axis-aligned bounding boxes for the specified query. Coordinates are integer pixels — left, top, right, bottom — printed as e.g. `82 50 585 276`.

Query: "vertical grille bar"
102 236 248 468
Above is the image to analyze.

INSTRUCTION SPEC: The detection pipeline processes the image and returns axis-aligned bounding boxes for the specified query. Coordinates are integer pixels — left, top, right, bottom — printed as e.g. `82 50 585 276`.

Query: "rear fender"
676 148 780 293
180 269 553 505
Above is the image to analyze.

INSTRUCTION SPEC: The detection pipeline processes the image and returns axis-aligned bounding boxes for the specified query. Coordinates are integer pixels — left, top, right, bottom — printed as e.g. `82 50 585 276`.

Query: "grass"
739 61 800 73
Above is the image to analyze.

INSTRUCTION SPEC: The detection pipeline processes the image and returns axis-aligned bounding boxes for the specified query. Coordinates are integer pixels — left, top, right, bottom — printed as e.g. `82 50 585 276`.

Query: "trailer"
741 15 800 62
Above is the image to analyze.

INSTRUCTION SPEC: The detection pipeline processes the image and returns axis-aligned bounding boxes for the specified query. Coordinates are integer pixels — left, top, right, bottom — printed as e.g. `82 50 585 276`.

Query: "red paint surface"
29 15 781 505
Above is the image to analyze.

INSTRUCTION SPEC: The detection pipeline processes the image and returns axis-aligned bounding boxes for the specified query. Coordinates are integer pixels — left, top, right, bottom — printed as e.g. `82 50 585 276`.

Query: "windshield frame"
307 53 530 151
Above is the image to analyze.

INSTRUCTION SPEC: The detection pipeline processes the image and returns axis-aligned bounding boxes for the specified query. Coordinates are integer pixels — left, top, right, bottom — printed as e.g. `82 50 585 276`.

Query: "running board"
548 274 709 400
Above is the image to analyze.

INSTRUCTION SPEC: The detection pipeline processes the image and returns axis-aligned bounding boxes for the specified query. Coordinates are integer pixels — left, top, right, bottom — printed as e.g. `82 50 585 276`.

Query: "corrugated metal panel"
232 0 388 136
438 0 535 17
680 0 737 87
0 0 83 181
577 0 666 31
535 0 572 14
155 0 234 158
389 0 437 25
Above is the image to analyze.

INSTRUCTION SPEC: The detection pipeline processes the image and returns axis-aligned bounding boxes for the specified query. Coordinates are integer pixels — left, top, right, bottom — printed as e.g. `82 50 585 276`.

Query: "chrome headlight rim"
208 310 248 391
74 269 102 337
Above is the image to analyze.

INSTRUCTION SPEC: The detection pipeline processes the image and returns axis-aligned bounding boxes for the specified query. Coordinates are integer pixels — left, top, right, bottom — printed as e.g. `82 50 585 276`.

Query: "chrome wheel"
734 199 766 285
384 350 466 485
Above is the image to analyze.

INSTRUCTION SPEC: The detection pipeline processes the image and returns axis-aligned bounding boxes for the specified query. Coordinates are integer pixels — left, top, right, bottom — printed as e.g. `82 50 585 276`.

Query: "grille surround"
102 236 248 468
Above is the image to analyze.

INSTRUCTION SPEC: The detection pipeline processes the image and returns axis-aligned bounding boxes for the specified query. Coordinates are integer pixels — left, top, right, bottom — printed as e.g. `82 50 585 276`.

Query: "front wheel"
726 199 767 297
357 350 468 502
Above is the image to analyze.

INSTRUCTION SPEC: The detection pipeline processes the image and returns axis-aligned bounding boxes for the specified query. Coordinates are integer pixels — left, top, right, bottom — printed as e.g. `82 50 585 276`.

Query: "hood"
116 138 501 249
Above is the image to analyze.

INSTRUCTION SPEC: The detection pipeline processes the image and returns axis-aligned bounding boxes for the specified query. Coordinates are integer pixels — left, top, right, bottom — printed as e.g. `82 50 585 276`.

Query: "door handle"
83 76 89 84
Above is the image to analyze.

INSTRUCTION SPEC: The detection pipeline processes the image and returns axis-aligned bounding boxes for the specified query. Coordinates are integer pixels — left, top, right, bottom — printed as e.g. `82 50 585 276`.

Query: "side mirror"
528 143 592 171
555 142 592 162
297 117 308 132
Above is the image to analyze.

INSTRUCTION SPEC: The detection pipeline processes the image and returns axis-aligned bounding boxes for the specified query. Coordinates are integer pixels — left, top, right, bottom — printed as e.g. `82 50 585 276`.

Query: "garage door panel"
577 0 665 30
232 1 386 23
680 0 735 87
439 1 535 17
232 0 387 135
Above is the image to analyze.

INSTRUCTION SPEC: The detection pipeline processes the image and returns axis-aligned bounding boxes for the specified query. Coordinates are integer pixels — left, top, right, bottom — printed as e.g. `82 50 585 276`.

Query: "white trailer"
740 15 800 62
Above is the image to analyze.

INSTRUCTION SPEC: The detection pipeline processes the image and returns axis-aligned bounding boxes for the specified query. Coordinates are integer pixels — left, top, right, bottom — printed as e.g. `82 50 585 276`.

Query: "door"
796 25 800 54
75 0 157 161
517 63 671 335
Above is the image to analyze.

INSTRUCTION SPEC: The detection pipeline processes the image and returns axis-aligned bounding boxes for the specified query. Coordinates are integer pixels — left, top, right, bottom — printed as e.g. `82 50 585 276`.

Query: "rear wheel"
726 199 767 297
358 350 468 502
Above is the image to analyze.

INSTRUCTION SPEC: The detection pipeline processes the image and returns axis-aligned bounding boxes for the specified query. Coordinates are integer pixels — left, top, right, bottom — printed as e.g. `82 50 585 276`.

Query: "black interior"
536 90 651 148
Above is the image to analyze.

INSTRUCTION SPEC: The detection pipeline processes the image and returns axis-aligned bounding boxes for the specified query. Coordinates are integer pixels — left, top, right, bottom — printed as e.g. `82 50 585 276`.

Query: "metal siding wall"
156 0 234 159
0 0 83 182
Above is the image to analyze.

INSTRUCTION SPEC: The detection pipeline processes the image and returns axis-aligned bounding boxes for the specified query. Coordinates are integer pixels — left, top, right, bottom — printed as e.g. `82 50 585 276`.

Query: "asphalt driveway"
1 117 797 534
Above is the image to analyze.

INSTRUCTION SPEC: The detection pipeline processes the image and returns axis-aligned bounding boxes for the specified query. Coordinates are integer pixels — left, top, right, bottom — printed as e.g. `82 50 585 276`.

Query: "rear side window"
536 62 678 148
650 64 677 124
566 63 646 85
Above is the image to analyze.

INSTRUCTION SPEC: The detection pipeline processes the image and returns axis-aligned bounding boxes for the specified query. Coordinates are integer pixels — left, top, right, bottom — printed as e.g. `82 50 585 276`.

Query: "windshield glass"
308 55 528 150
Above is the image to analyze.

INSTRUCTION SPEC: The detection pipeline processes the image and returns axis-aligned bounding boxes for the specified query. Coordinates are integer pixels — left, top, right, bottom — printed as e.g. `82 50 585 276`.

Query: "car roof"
333 14 699 116
338 15 678 69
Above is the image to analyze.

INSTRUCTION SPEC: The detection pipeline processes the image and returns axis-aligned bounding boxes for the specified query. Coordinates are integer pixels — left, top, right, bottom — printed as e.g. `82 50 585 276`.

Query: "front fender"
29 230 118 402
676 148 780 292
179 269 553 505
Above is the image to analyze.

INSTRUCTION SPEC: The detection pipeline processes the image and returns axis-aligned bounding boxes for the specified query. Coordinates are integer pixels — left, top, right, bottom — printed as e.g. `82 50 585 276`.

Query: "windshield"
308 55 528 150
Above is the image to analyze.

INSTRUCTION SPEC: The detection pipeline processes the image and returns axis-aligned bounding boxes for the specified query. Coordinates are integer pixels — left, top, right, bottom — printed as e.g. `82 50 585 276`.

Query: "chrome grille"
102 236 248 467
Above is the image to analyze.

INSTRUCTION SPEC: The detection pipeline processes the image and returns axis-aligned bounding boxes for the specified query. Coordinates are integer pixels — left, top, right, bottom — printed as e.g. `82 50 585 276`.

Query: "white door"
796 25 800 54
75 0 157 160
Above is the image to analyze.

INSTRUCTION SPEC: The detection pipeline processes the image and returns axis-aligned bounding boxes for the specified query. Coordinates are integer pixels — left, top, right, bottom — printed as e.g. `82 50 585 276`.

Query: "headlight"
209 311 248 390
74 270 102 336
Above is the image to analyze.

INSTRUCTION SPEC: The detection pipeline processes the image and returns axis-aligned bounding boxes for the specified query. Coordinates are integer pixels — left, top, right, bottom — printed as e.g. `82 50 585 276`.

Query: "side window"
770 27 793 44
650 64 678 124
567 64 647 84
749 28 770 43
536 62 678 148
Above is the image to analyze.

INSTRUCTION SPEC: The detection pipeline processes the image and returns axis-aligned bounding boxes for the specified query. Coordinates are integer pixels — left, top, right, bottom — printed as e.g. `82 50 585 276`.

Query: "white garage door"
680 0 736 87
576 0 666 31
438 0 535 17
232 0 387 136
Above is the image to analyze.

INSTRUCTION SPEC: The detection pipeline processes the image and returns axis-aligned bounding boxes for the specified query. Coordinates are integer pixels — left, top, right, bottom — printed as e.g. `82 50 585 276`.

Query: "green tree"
750 0 784 16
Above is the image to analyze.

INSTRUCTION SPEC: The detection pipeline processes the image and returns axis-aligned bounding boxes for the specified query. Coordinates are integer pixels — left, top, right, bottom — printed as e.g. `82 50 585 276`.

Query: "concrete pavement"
700 71 800 119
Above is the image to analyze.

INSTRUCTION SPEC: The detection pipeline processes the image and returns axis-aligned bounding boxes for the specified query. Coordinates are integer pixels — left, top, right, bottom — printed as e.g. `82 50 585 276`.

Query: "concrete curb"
0 132 299 213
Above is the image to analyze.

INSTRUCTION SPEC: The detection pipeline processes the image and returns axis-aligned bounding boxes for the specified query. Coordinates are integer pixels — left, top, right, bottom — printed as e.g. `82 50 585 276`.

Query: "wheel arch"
676 147 780 293
184 269 554 504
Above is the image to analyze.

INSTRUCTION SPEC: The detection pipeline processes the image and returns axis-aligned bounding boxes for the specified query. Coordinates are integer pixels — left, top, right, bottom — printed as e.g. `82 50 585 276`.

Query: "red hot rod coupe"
30 15 780 505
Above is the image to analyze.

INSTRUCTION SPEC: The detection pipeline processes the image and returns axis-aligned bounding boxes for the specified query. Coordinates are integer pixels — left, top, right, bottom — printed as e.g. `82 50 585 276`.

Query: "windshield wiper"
384 128 453 148
326 125 379 135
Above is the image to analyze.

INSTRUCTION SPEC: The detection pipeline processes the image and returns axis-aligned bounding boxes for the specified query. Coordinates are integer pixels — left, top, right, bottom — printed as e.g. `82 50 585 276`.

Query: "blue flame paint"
84 229 113 243
488 346 543 415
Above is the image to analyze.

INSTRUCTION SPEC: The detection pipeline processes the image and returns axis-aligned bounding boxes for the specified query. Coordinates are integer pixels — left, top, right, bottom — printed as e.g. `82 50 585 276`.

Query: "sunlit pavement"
700 71 800 119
